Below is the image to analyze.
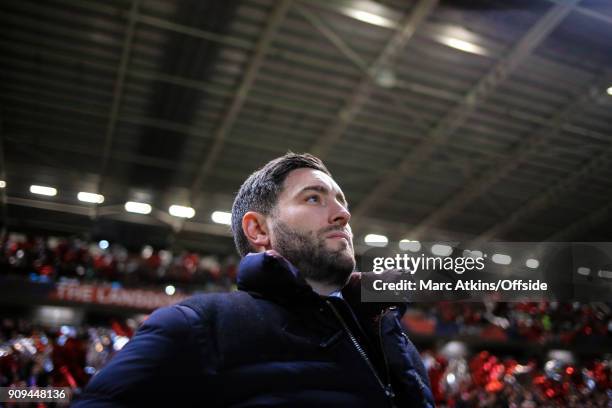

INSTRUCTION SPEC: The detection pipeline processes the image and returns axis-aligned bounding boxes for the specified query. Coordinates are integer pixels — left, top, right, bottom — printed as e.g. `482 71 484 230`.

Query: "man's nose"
330 200 351 226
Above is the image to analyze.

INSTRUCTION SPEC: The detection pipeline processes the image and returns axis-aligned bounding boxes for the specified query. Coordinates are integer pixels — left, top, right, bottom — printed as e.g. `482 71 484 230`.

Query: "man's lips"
326 231 351 241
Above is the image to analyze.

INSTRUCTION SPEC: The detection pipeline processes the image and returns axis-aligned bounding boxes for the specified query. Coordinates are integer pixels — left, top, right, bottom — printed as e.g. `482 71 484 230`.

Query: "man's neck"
305 279 341 297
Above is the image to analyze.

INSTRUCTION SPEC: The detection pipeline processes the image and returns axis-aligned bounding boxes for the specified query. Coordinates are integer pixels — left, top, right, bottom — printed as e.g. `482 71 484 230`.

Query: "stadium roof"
1 0 611 253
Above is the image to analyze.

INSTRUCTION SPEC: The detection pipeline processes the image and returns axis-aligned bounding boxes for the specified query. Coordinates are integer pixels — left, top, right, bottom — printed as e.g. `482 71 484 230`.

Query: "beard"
271 220 355 287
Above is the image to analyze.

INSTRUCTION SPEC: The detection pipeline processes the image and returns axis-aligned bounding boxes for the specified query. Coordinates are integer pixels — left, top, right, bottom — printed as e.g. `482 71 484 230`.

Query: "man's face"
267 168 355 286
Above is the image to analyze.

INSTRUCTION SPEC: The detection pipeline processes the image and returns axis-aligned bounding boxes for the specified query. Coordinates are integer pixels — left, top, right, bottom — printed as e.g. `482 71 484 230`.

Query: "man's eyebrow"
298 185 348 205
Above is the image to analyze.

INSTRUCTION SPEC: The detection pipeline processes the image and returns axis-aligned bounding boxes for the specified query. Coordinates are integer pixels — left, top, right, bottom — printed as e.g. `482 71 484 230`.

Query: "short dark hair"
231 153 331 257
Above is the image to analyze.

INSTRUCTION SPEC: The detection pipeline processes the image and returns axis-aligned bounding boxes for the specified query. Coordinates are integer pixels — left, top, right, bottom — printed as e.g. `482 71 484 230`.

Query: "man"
72 153 434 407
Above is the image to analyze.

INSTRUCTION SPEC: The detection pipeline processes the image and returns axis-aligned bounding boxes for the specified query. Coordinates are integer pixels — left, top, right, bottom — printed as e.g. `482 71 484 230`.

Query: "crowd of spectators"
2 234 611 344
0 234 237 291
0 317 136 393
1 317 609 407
1 233 610 406
403 301 611 346
425 350 610 407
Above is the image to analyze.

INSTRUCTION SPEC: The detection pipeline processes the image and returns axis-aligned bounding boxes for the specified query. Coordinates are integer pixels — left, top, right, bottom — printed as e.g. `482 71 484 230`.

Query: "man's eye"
306 195 319 203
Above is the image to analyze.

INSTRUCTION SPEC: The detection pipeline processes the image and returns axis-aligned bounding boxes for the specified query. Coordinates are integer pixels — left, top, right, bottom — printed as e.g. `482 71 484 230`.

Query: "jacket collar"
236 251 404 314
236 251 322 304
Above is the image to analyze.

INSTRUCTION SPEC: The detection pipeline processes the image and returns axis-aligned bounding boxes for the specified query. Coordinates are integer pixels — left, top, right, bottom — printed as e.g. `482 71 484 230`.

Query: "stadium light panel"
78 192 104 204
211 211 231 225
346 9 394 28
492 253 512 265
30 185 57 196
364 234 388 247
399 239 421 252
577 267 590 276
169 205 195 219
124 201 152 215
441 37 488 55
431 244 452 256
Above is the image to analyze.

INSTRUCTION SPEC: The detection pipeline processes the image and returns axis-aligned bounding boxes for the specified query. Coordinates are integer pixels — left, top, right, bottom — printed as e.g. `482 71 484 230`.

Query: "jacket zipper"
378 307 395 398
326 300 396 404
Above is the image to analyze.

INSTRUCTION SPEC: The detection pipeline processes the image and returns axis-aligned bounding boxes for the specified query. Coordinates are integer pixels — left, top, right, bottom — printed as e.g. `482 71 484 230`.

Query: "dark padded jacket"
72 251 434 407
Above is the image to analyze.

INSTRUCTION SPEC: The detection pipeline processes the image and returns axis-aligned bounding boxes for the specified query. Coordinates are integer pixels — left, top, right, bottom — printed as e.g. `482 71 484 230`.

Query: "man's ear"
242 211 271 252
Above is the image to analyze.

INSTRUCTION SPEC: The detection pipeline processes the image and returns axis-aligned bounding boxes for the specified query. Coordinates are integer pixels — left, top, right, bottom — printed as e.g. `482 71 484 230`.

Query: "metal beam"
307 0 438 159
5 30 607 146
6 45 607 151
1 156 238 210
38 0 252 50
409 72 612 239
135 14 251 49
293 4 369 74
97 0 140 197
188 0 292 205
351 0 579 220
7 197 93 217
55 0 612 67
546 200 612 242
6 47 608 167
547 0 612 27
469 141 612 245
3 195 469 244
5 196 233 238
16 0 605 89
8 90 610 185
5 132 181 171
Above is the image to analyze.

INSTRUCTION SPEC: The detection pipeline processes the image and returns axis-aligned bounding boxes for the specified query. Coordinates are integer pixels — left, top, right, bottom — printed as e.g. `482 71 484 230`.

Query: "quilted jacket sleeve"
381 310 435 408
71 304 201 407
